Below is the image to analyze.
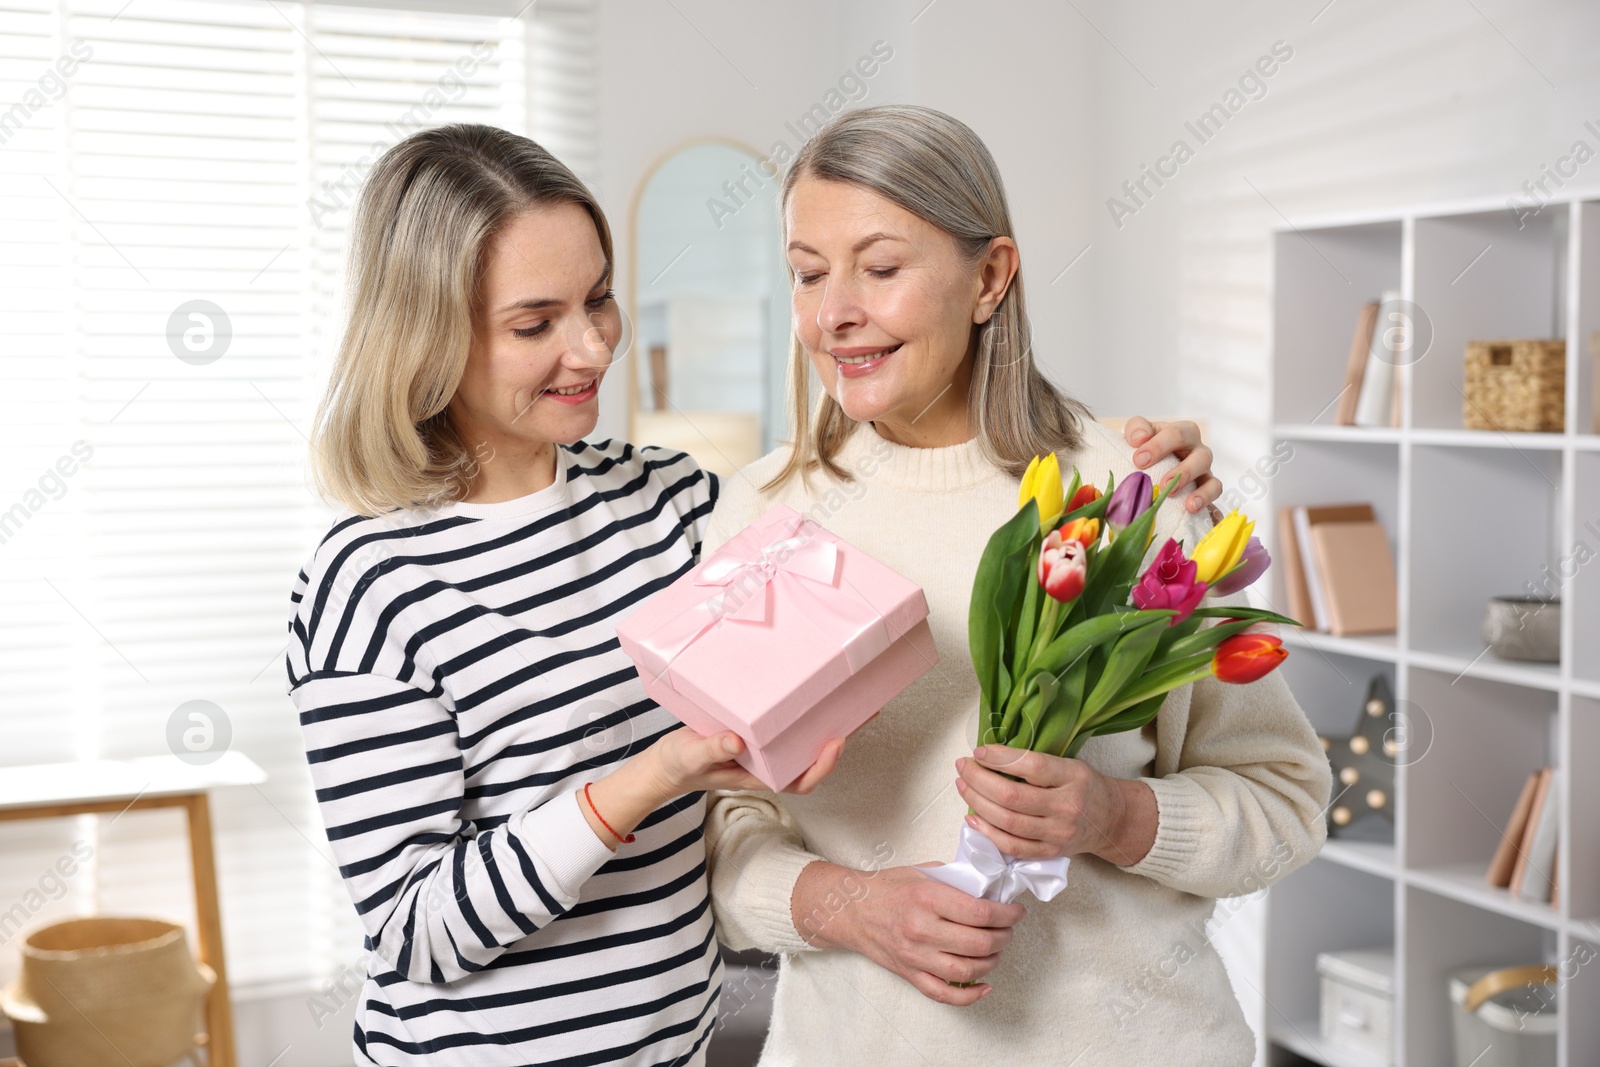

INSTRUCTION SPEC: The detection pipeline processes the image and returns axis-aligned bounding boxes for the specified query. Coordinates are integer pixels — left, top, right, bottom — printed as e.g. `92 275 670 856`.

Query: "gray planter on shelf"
1481 597 1561 662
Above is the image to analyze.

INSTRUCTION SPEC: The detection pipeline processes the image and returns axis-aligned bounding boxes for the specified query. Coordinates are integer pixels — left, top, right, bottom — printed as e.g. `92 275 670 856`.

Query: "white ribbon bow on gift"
920 824 1071 903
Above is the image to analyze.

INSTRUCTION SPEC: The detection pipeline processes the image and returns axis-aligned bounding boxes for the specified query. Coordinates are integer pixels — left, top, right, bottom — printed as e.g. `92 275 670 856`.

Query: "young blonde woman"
702 106 1332 1064
287 126 852 1067
286 123 1220 1065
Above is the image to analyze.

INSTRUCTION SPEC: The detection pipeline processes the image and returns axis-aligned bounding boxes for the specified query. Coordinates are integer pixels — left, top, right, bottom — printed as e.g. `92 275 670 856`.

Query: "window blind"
0 0 595 993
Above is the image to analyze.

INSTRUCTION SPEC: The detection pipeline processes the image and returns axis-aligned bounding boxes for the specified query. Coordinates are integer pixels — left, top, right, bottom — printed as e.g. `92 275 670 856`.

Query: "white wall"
591 0 1106 444
1080 0 1600 488
592 1 856 442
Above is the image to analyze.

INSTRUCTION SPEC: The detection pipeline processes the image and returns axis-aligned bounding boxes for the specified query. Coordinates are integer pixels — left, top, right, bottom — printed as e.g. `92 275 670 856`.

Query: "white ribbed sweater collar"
835 420 1008 493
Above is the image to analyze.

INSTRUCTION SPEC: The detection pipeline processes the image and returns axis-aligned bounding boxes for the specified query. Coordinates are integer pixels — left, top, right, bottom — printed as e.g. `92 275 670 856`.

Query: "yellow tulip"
1018 453 1064 533
1018 455 1041 510
1190 510 1255 585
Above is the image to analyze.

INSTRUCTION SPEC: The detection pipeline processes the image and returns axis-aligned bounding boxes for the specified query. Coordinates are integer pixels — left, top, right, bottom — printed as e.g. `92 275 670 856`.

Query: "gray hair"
765 104 1089 491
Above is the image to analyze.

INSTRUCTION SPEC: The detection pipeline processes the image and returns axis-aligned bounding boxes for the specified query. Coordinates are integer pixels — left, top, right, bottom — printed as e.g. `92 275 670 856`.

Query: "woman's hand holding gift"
648 728 844 797
789 860 1027 1007
955 745 1159 868
581 731 844 851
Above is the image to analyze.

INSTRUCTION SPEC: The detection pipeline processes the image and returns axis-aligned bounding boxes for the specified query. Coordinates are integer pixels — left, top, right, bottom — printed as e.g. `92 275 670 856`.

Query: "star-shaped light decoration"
1317 675 1398 837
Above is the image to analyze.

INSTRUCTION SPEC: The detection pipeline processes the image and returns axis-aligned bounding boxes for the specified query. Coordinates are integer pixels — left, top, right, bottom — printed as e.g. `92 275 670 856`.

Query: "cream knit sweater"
701 418 1331 1066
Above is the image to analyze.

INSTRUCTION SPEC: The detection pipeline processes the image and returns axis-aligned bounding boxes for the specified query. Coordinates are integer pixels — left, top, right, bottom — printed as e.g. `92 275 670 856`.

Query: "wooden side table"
0 752 266 1067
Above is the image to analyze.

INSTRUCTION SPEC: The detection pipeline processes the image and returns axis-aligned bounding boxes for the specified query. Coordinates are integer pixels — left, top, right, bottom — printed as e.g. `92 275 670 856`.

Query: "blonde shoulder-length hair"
766 104 1089 491
312 123 613 516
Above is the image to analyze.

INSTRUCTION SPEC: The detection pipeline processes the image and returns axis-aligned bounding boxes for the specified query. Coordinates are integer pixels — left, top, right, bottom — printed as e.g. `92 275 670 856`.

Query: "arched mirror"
628 140 789 476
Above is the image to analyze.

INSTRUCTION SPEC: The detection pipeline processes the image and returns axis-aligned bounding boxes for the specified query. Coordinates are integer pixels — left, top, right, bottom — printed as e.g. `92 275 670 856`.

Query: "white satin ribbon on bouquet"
919 824 1071 903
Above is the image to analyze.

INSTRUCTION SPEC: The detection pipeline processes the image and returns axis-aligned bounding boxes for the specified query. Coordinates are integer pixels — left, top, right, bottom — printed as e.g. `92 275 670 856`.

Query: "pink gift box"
616 504 938 790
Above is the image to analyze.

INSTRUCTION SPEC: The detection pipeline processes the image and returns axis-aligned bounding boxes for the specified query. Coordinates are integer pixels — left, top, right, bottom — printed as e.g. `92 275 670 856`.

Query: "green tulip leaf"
1072 692 1169 755
1081 617 1168 721
1091 651 1215 722
1164 617 1260 660
1186 605 1302 627
1032 608 1177 677
970 499 1040 712
1011 554 1043 683
1017 670 1058 750
1153 613 1203 654
1033 656 1090 754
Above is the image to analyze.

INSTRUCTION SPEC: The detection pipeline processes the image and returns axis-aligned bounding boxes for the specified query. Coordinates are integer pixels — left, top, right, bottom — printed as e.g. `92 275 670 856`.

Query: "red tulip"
1038 530 1088 603
1131 538 1207 624
1212 632 1287 683
1067 483 1102 512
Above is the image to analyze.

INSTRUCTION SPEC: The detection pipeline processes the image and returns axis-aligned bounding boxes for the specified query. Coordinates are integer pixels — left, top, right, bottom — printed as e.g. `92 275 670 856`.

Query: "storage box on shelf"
1462 339 1566 433
1319 948 1395 1067
1261 192 1600 1067
1265 862 1396 1067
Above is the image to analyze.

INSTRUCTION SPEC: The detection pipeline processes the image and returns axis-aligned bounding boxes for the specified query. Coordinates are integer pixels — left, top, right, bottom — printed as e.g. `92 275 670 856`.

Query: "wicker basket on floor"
0 917 213 1067
1462 338 1565 432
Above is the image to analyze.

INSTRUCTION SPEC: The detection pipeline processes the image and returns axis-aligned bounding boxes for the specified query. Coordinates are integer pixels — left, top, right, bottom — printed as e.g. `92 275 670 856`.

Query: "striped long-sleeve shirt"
286 440 721 1067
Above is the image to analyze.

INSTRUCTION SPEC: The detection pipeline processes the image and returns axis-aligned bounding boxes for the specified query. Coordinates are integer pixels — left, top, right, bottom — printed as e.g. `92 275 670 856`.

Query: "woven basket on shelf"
1462 338 1565 432
0 916 214 1067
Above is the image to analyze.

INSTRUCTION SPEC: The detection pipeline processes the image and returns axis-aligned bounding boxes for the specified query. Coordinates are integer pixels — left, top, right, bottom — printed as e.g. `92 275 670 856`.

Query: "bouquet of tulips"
974 454 1295 759
925 454 1298 904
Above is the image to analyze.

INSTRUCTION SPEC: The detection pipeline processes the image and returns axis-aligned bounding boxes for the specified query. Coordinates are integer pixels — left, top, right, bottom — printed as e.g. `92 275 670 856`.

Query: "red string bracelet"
583 782 635 844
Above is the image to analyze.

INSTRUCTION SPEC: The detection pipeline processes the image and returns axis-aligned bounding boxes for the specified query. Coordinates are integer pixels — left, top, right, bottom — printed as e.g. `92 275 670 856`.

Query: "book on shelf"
1309 521 1397 635
1336 300 1379 426
1278 503 1395 634
1514 767 1560 903
1491 766 1560 904
1278 508 1315 627
1485 769 1541 888
1354 290 1403 428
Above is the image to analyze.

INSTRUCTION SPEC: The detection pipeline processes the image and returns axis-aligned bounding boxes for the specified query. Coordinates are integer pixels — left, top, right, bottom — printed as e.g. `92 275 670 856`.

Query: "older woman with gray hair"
703 105 1331 1064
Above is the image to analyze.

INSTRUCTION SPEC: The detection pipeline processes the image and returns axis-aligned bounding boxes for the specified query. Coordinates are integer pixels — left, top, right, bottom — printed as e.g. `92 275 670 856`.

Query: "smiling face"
784 176 1014 446
448 201 619 465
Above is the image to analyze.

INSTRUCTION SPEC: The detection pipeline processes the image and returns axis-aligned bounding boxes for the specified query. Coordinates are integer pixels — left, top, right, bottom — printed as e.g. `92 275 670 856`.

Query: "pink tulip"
1038 530 1088 603
1131 538 1208 624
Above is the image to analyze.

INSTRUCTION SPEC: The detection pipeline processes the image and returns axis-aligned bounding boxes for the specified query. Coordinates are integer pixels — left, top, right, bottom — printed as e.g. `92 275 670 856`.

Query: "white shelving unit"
1261 191 1600 1067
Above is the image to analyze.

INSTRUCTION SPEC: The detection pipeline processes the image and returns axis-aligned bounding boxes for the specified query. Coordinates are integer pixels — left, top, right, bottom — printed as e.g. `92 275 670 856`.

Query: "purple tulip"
1211 536 1270 597
1106 471 1153 532
1131 538 1208 625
